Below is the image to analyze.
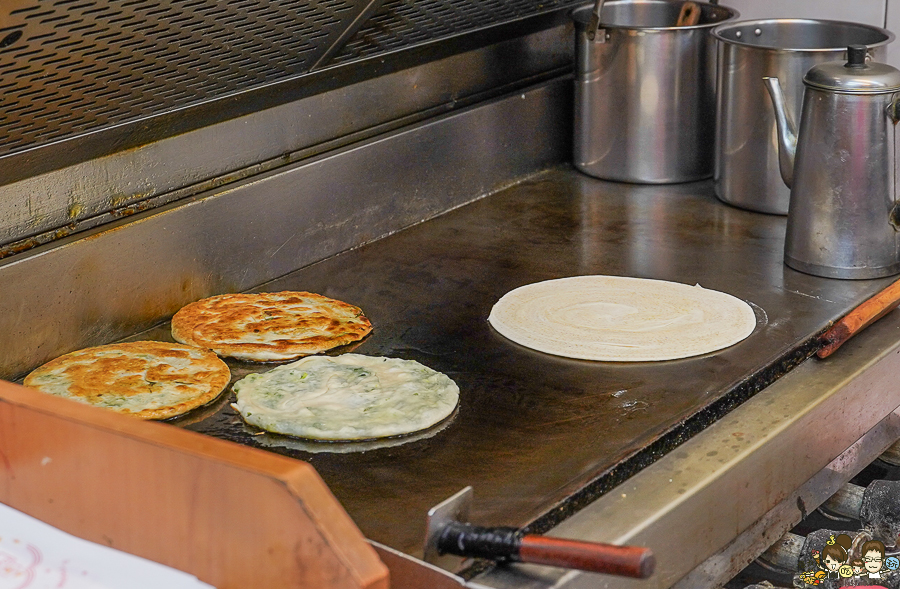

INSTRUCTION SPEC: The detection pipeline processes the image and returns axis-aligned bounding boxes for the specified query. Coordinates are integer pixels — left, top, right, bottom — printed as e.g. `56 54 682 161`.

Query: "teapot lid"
804 45 900 93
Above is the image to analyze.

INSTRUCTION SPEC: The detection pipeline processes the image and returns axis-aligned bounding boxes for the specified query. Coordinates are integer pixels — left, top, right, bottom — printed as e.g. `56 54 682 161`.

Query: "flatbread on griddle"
23 341 231 419
488 276 756 362
232 354 459 440
171 291 372 362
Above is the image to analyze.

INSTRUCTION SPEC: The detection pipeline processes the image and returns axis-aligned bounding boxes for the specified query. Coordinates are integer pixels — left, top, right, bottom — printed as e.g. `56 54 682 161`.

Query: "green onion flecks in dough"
232 354 459 441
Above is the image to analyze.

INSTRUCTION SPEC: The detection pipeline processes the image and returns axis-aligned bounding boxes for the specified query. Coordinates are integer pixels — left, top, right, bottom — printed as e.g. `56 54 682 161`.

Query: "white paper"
0 502 215 589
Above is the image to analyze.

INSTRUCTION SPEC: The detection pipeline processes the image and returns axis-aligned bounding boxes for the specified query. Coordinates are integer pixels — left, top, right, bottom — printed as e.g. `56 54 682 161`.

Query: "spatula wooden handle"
519 535 655 578
817 277 900 359
435 522 654 578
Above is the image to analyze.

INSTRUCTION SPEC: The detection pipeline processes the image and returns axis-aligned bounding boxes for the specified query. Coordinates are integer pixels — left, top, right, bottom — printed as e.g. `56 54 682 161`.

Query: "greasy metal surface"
0 23 572 250
0 79 570 381
133 169 895 561
471 308 900 589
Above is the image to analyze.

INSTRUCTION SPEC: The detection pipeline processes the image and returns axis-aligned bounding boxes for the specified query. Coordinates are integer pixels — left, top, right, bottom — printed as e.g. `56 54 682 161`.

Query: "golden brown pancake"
24 341 231 419
171 291 372 361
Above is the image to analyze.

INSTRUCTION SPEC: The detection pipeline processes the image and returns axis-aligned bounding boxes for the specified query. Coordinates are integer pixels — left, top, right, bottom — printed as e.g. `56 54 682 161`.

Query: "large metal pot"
572 0 738 184
713 19 893 215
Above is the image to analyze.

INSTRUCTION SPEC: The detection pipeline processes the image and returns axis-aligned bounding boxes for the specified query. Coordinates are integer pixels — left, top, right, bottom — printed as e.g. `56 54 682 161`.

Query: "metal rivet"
735 30 742 38
754 28 762 36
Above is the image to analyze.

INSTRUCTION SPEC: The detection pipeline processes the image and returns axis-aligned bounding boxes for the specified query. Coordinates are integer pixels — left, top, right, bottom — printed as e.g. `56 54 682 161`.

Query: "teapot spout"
763 76 797 189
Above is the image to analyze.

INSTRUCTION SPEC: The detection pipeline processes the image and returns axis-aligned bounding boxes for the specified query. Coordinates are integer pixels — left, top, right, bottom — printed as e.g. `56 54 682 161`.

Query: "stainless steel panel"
471 311 900 588
0 79 571 379
0 24 573 251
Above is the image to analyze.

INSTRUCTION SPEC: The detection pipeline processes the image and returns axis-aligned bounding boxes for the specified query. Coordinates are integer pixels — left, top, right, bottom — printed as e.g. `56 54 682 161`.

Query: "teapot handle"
887 97 900 123
892 95 900 232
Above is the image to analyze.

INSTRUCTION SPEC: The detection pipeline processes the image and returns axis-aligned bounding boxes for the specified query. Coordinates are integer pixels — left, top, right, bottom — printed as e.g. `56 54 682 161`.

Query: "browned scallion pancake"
171 291 373 361
23 341 231 420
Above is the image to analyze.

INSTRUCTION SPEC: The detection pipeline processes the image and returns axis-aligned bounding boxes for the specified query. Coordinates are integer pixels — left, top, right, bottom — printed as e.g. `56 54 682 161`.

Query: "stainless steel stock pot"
713 19 893 214
573 0 738 184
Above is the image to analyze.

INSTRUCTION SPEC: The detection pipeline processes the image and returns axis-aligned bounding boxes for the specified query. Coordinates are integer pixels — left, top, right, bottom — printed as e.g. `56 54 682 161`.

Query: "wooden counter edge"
0 380 390 589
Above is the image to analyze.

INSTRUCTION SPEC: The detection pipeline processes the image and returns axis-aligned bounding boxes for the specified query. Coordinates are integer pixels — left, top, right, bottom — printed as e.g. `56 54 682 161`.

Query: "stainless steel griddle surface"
147 167 893 557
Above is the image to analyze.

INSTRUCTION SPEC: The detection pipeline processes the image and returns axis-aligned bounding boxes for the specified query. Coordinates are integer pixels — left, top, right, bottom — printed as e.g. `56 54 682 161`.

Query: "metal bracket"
587 0 607 43
588 26 608 43
424 486 474 571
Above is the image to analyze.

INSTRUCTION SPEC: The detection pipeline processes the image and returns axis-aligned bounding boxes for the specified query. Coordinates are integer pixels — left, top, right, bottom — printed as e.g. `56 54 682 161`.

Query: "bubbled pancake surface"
23 341 231 419
171 291 373 361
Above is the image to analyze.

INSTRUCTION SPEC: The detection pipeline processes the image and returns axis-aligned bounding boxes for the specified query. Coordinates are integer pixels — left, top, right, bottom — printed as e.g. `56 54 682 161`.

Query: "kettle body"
765 46 900 279
787 86 900 279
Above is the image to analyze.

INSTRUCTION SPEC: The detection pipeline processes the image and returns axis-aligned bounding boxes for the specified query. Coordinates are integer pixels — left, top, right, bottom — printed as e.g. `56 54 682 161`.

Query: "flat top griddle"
134 168 891 558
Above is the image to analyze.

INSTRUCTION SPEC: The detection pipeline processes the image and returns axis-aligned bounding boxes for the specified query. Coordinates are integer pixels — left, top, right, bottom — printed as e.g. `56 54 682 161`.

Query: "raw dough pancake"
171 291 372 361
23 341 231 419
233 354 459 440
488 276 756 362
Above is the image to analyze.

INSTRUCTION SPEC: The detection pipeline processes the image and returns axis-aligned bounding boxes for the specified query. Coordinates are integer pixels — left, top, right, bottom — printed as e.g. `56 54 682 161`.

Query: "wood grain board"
0 379 389 589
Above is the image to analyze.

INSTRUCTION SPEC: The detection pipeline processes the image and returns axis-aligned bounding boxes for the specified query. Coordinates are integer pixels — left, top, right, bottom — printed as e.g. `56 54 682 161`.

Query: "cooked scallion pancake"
23 341 231 419
171 291 372 362
233 354 459 440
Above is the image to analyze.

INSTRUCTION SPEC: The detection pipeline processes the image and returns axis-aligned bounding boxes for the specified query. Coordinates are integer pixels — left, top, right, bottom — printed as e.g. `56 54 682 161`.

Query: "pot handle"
588 0 607 42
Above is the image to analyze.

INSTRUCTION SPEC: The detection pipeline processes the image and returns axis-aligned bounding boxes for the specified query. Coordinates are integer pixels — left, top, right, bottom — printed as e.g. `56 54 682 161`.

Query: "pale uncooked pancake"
171 291 372 362
232 354 459 440
488 276 756 361
23 341 231 419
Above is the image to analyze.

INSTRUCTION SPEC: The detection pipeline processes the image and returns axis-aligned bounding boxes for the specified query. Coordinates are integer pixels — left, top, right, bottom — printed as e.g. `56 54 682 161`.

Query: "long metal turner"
424 487 655 578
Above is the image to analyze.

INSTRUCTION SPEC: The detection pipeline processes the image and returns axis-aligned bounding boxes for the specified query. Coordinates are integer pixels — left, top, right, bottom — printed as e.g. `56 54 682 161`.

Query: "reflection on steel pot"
713 19 893 215
572 1 738 184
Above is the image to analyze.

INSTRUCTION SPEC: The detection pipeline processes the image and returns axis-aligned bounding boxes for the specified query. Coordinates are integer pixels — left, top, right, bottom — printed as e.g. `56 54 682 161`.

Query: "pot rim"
571 1 739 32
712 18 895 52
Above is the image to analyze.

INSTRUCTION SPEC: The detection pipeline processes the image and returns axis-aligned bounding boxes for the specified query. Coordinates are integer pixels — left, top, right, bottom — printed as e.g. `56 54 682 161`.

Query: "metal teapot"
764 45 900 279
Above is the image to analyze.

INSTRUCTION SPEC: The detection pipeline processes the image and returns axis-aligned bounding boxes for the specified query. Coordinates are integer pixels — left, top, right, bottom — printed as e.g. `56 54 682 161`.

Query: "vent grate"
332 0 582 62
0 0 577 162
0 0 367 157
